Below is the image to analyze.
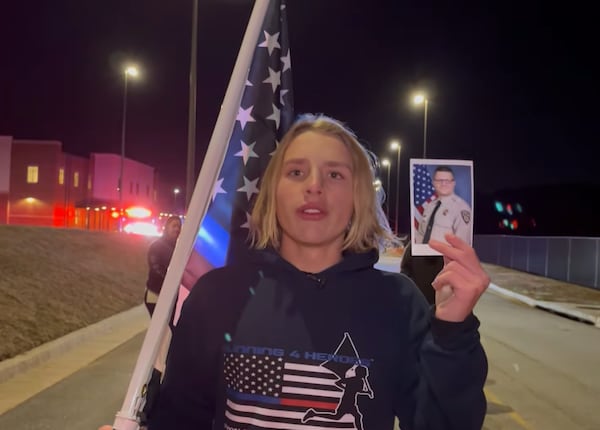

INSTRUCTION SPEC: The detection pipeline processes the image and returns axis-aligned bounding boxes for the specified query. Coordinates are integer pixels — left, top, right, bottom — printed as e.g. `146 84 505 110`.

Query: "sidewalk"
483 263 600 327
1 262 600 416
0 305 149 415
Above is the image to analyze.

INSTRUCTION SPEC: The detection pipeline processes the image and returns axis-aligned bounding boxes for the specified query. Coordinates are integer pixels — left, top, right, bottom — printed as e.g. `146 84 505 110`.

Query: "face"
432 170 455 197
275 131 354 253
164 219 181 242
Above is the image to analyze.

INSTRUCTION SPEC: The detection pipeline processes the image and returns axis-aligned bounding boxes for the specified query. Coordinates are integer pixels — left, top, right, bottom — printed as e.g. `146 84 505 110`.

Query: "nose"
305 169 323 194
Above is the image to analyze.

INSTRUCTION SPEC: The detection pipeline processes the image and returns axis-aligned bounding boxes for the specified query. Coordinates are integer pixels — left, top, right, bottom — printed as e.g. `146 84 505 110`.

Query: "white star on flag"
263 67 281 92
258 31 280 55
237 105 255 131
279 89 289 107
211 177 226 202
237 177 260 201
266 104 281 129
240 212 252 230
281 49 291 72
235 141 259 165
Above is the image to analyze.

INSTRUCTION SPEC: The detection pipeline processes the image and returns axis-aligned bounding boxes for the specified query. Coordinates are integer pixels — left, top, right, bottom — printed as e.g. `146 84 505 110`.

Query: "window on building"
27 166 39 183
146 185 150 197
136 183 139 195
88 175 92 190
73 172 79 188
58 168 65 185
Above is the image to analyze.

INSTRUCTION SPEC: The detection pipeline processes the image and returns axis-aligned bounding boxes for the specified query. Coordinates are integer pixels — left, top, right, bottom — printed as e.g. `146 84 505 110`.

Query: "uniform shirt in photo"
416 194 472 244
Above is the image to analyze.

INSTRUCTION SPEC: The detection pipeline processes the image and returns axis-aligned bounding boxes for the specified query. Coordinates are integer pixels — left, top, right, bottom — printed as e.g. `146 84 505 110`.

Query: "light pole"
381 158 391 221
119 65 139 230
173 188 181 212
413 93 428 158
390 140 401 235
186 0 199 209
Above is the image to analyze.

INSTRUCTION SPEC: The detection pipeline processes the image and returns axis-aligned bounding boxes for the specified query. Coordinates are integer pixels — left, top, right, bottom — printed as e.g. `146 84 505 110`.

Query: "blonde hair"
250 113 399 252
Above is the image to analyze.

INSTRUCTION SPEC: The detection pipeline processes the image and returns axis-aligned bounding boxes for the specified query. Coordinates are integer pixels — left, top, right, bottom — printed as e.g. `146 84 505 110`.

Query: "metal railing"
474 234 600 290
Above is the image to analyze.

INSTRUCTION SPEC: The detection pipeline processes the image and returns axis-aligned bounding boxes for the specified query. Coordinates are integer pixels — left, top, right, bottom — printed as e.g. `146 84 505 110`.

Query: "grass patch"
0 225 153 361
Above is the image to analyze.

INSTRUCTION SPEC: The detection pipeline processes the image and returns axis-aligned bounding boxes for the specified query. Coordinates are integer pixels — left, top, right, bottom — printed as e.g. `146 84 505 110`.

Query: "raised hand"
428 233 490 322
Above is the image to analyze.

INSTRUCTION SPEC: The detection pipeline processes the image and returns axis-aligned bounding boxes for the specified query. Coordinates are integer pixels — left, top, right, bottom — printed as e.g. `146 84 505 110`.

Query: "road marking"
485 388 535 430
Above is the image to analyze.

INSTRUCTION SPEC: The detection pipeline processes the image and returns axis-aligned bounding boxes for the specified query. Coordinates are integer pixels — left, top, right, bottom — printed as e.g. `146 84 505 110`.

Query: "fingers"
429 234 481 273
441 253 451 267
428 232 468 249
433 265 471 292
433 260 474 288
428 234 471 258
428 235 491 321
435 284 455 305
434 257 490 296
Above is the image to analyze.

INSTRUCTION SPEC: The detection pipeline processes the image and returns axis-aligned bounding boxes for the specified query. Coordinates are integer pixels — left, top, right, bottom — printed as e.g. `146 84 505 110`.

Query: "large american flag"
412 164 436 229
176 0 294 309
224 352 357 429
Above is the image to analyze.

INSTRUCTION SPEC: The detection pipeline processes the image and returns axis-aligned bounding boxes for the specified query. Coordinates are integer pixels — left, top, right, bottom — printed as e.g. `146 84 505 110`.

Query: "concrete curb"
488 283 600 328
0 305 147 384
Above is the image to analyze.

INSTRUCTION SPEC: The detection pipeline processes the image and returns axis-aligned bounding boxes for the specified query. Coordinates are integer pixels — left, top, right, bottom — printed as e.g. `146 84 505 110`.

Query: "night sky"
1 1 597 232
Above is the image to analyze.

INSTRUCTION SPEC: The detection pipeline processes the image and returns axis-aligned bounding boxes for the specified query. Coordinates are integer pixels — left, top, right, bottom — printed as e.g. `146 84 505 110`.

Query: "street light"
390 140 401 235
118 65 139 231
413 93 429 158
381 158 391 221
173 188 181 211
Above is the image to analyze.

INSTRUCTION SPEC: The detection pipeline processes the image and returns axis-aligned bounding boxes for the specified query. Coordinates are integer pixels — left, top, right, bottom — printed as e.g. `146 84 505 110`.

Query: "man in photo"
414 165 472 245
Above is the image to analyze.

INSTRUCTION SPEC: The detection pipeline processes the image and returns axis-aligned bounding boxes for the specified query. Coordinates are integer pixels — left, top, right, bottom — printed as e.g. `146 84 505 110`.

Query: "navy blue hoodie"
148 249 487 429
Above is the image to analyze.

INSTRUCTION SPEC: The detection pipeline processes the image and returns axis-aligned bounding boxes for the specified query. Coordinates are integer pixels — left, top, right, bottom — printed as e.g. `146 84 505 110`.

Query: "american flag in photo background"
178 0 294 302
413 164 436 229
224 352 357 429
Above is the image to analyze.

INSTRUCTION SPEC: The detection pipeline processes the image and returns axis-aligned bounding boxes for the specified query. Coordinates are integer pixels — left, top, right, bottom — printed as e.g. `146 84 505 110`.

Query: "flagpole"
111 1 272 428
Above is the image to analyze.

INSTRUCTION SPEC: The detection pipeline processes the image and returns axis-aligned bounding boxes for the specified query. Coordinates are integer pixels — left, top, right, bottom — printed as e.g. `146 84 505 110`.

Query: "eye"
286 168 303 177
329 171 345 180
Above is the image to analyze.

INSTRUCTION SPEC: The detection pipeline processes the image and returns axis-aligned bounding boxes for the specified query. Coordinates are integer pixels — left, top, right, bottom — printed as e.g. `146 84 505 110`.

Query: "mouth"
302 208 322 214
297 205 327 219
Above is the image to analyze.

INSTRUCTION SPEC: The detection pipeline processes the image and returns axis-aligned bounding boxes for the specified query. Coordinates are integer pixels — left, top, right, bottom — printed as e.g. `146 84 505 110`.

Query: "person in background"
400 241 444 305
144 215 182 316
100 113 489 430
138 215 182 426
414 165 472 245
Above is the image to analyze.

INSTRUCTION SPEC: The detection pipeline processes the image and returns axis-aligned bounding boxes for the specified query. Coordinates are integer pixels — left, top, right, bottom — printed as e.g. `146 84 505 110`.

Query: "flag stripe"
413 163 436 229
228 389 280 405
285 362 334 374
225 410 355 430
282 386 342 398
226 399 346 420
283 374 340 385
279 398 338 411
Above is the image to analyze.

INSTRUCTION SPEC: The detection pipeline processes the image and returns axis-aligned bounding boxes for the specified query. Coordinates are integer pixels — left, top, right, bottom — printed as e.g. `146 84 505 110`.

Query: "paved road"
478 292 600 430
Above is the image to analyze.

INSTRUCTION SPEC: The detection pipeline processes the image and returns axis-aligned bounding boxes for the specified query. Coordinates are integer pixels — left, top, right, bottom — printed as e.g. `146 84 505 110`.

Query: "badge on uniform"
461 210 471 224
